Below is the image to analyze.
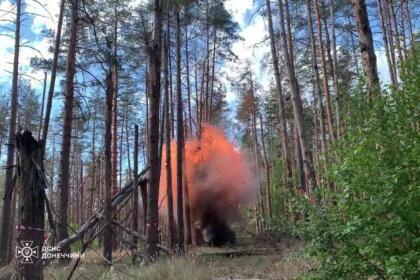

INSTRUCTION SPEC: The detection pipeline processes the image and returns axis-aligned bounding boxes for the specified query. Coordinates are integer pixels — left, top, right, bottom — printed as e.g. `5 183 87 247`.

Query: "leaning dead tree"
15 131 46 280
55 168 148 251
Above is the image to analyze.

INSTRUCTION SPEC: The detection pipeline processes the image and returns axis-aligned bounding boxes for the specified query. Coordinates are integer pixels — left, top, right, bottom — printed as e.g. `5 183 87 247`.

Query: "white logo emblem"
16 241 39 263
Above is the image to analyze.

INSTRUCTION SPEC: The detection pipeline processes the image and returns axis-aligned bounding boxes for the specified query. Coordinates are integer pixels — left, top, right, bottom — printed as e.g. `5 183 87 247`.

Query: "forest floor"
0 227 314 280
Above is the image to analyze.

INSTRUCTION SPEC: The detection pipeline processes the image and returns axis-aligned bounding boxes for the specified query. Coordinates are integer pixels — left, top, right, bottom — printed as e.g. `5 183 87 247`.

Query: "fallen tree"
56 168 148 250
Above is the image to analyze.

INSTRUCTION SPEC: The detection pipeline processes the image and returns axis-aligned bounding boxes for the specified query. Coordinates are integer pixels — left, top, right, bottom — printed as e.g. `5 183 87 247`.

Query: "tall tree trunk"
145 68 149 160
351 0 379 97
399 0 407 59
314 0 335 143
112 8 119 199
41 0 66 155
183 172 192 246
141 69 148 234
167 21 175 139
79 159 84 225
198 59 206 137
249 75 265 219
383 1 398 81
208 30 217 123
145 0 163 259
88 105 97 218
164 33 176 250
184 14 193 134
194 51 200 136
264 0 291 190
388 0 404 64
38 71 47 139
175 7 185 252
259 114 272 218
277 0 318 193
284 0 295 69
0 0 21 264
347 15 360 76
294 124 306 192
112 67 118 197
306 0 326 155
329 1 343 138
132 125 139 246
56 0 79 258
204 0 210 122
125 103 132 181
103 70 113 263
404 1 415 58
377 0 397 87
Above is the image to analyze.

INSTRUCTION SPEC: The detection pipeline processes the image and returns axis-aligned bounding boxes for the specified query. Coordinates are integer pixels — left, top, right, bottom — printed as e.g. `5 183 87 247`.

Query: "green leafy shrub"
300 57 420 279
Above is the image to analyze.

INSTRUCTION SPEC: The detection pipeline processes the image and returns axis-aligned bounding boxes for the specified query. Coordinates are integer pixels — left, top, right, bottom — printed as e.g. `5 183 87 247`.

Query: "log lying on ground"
196 248 271 258
56 169 148 250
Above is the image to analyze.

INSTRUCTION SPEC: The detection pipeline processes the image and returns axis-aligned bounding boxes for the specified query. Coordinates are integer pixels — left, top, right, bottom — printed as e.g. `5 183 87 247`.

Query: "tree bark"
111 12 119 252
183 174 192 245
277 0 318 193
145 0 163 259
175 7 185 252
112 68 118 197
103 70 113 263
15 131 45 280
387 0 404 64
88 107 97 219
347 15 360 76
259 114 272 218
56 0 79 259
306 0 326 155
351 0 379 97
0 0 21 264
328 1 343 138
208 30 217 123
383 1 398 81
249 75 265 219
132 125 139 246
164 32 176 250
184 15 193 134
314 0 335 143
377 0 397 87
265 0 291 190
404 1 415 58
38 71 47 140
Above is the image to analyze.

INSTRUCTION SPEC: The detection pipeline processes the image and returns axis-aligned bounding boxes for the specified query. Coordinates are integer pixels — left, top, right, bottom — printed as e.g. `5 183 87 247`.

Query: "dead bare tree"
14 131 45 279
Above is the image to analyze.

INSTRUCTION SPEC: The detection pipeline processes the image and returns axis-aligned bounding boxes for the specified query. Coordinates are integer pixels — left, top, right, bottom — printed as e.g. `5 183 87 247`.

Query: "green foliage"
299 57 420 279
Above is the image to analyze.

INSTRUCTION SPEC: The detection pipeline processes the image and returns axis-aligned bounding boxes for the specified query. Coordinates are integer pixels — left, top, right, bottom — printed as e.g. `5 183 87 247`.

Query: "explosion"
159 124 257 246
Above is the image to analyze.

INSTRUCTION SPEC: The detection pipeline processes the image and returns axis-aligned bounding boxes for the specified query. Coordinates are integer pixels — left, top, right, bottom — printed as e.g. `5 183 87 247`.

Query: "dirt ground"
0 230 314 280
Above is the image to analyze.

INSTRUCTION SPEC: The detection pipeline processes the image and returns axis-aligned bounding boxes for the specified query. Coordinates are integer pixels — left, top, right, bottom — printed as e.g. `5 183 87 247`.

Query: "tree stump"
14 130 45 280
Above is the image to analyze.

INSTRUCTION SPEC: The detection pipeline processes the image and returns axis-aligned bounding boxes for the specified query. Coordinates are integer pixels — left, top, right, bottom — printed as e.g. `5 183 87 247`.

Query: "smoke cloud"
159 124 257 244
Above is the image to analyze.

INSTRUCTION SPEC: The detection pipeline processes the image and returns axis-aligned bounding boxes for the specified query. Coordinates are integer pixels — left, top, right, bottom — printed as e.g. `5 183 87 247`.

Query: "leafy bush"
300 57 420 279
